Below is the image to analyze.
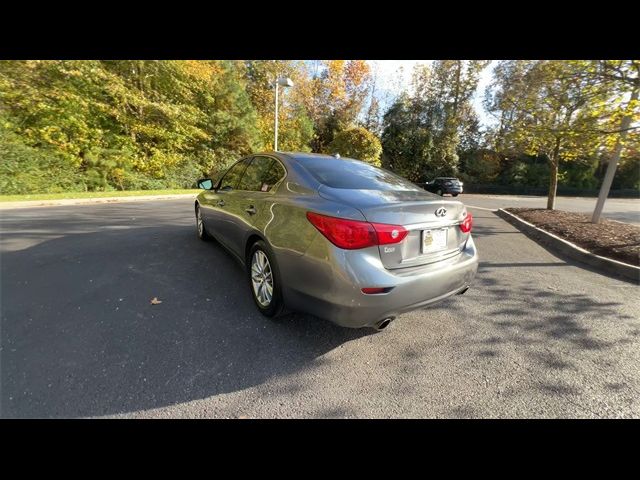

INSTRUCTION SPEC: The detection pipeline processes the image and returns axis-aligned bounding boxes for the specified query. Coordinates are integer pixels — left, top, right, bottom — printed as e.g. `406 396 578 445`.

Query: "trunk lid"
318 186 470 269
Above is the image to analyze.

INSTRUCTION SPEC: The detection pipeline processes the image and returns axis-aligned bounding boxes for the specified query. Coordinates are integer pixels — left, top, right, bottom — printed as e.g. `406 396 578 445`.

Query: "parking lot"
1 197 639 418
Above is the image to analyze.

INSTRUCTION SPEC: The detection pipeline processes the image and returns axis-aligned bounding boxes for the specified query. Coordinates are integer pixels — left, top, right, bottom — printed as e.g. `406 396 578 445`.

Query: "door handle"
245 205 256 215
217 200 225 207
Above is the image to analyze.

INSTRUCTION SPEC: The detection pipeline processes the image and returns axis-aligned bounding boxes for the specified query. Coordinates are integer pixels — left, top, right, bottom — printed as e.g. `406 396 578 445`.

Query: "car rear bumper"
279 235 478 328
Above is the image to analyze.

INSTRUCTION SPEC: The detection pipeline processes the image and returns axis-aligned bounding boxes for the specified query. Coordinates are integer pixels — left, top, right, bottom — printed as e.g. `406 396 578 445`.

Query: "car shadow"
1 225 372 418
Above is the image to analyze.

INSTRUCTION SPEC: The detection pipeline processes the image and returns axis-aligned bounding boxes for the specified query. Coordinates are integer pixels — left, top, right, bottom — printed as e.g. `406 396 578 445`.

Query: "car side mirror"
197 178 213 190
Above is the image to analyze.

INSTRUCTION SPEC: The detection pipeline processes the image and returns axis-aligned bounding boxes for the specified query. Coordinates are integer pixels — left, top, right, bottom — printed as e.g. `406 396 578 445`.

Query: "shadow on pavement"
1 224 371 418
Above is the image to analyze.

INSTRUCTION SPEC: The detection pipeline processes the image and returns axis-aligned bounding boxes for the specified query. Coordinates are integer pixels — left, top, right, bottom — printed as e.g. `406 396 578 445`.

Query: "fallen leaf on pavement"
150 297 162 305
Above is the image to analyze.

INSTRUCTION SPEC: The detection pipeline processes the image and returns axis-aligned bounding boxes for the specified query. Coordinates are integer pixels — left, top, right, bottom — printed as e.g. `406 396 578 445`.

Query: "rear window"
297 157 423 191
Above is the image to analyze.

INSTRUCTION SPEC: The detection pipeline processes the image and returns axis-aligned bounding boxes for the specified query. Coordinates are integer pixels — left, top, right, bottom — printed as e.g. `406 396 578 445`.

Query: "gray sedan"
195 152 478 330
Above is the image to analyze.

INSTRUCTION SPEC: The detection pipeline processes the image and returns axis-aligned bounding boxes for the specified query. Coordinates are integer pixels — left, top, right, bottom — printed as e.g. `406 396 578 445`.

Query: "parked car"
423 177 464 196
195 153 478 330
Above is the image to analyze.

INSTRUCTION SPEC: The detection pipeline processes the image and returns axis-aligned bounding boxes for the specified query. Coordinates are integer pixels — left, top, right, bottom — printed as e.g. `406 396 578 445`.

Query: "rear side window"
297 157 422 191
237 156 286 192
262 159 286 191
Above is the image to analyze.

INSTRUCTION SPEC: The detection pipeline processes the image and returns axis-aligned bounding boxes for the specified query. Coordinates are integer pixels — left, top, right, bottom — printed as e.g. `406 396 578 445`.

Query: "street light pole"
274 81 279 152
273 76 293 152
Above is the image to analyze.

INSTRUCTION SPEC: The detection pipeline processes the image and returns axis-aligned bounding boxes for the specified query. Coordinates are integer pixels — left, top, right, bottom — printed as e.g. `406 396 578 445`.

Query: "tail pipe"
457 286 470 295
375 317 395 331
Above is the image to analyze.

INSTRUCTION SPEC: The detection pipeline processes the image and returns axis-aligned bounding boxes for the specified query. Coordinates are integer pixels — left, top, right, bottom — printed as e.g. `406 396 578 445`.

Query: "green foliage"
328 127 382 166
559 156 599 189
484 60 639 207
498 154 550 187
0 60 262 193
1 59 636 197
380 61 488 181
380 97 438 181
613 155 640 189
459 149 502 183
0 125 85 194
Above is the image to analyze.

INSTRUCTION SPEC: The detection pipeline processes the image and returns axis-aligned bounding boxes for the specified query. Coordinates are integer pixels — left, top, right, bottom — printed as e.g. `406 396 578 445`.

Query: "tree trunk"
547 160 558 210
546 138 562 210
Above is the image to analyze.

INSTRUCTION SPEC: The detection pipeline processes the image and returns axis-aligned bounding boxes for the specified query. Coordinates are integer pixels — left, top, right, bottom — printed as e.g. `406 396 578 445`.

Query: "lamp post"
274 76 294 151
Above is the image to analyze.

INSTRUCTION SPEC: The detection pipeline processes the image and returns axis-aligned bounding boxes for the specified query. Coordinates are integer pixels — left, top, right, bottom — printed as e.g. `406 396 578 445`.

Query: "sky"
367 60 497 128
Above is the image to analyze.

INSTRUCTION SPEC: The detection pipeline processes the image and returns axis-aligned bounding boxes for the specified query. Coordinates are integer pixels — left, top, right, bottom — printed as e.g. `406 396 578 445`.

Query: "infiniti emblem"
435 207 447 217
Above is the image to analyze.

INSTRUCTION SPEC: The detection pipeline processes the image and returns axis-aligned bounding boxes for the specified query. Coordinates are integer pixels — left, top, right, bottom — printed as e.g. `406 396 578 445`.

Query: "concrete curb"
496 208 640 284
0 193 198 210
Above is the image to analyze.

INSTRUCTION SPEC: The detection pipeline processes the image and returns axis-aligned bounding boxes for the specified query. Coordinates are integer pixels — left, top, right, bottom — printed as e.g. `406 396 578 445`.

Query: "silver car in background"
195 152 478 330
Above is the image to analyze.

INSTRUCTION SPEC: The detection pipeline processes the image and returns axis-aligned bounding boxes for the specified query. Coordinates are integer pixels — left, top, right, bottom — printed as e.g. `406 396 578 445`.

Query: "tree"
411 60 489 170
379 61 488 181
590 60 640 222
305 60 372 152
485 60 611 209
243 60 314 152
380 96 437 181
328 127 382 166
459 149 502 183
0 60 263 191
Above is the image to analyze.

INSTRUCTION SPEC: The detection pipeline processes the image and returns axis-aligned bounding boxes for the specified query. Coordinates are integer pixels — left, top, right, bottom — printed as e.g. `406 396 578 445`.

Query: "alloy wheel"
197 208 204 236
251 250 274 307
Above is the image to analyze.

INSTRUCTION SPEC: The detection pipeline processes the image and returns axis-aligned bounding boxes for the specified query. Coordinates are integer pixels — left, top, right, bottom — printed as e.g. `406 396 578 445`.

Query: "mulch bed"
506 208 640 267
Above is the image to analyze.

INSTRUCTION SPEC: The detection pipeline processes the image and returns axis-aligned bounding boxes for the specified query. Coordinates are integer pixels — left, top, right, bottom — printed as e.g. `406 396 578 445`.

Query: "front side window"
219 158 250 191
237 156 286 192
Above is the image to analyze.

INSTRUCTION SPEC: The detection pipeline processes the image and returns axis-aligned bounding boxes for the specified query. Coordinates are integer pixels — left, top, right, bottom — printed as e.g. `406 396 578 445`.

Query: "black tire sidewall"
196 204 211 240
247 240 283 317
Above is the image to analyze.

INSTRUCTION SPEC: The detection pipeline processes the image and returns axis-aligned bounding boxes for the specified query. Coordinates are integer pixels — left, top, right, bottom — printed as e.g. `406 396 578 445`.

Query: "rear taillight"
361 287 393 294
306 212 408 250
370 222 409 245
459 211 473 233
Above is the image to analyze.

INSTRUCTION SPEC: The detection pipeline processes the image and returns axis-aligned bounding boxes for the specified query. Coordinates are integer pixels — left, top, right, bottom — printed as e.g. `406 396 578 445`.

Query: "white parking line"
466 205 497 212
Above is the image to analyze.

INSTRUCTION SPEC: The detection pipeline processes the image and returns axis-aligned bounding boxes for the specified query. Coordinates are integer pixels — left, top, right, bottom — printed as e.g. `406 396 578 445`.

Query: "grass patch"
0 189 200 202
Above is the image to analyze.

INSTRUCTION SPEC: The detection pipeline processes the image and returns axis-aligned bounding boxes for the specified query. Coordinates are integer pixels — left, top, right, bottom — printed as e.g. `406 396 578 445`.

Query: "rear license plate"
422 228 448 253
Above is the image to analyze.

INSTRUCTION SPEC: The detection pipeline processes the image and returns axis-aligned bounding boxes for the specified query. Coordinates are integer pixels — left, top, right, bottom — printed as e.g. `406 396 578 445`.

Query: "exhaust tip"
457 286 469 295
375 317 394 331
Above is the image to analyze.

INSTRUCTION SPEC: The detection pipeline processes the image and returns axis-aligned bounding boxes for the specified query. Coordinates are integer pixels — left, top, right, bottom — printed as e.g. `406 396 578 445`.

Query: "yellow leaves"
177 60 222 83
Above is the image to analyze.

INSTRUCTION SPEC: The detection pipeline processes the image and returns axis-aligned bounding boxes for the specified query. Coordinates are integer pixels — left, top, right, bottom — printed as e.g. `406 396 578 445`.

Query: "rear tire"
452 193 459 197
196 204 212 241
248 240 284 318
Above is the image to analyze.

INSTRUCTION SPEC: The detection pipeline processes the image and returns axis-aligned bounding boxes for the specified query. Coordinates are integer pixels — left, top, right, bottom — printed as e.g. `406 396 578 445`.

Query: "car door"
233 155 287 249
201 158 250 249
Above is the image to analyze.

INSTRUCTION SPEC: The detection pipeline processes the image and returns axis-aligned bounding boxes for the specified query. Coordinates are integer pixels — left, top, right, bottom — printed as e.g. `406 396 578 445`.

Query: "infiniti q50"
195 152 478 330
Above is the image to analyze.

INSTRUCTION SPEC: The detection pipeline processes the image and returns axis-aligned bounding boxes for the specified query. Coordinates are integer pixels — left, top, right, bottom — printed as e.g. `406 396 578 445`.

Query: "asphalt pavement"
1 197 639 418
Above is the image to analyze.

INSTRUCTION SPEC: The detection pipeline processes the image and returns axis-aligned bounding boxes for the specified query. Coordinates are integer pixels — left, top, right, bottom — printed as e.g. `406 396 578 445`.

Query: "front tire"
437 189 443 196
248 240 284 318
452 193 459 197
195 204 212 241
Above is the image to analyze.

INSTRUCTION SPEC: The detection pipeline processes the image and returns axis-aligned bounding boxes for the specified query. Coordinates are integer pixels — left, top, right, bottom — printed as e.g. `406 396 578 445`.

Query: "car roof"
251 151 353 161
275 152 347 162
